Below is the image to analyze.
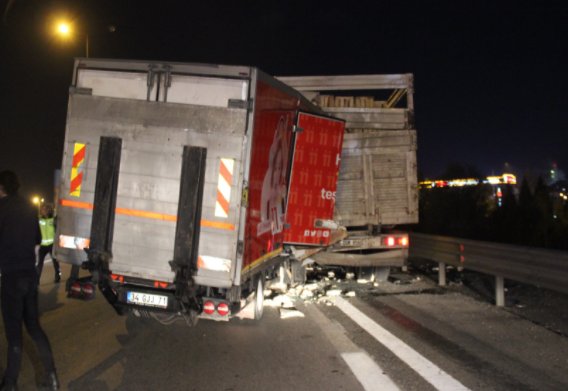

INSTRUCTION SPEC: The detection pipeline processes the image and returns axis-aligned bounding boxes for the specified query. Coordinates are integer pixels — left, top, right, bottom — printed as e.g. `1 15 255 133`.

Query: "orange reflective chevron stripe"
215 158 234 218
70 143 86 197
59 199 234 230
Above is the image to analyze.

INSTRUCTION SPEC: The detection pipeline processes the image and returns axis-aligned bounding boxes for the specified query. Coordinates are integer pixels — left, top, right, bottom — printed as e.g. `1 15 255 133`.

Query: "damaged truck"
277 75 418 282
54 58 347 324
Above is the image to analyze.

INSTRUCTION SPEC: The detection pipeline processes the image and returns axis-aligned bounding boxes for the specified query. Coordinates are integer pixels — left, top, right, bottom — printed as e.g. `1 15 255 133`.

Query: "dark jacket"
0 194 41 273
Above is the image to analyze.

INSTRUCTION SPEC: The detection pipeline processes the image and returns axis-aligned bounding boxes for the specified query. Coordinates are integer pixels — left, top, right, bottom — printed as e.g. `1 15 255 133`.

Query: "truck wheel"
253 271 265 320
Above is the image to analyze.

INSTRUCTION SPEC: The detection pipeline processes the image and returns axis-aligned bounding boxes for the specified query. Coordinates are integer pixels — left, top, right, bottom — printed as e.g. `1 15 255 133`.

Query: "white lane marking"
335 297 470 391
342 352 401 391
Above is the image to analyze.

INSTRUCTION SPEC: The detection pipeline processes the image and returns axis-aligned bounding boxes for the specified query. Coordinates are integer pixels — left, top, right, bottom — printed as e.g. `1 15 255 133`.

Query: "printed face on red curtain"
257 116 289 237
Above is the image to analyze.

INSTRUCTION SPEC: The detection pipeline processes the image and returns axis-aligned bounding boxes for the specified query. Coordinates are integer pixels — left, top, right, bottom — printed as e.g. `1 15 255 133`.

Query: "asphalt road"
1 262 567 391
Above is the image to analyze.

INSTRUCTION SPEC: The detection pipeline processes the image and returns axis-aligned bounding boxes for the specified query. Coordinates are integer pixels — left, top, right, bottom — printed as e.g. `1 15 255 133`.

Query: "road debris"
279 308 305 318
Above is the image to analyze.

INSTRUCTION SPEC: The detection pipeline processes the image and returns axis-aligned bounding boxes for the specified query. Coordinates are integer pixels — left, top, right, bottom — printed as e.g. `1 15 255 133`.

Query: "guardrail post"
439 262 446 286
495 276 505 307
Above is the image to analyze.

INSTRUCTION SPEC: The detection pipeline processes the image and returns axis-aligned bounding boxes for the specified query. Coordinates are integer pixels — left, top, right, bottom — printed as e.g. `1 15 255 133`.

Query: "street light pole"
57 23 114 58
58 24 88 57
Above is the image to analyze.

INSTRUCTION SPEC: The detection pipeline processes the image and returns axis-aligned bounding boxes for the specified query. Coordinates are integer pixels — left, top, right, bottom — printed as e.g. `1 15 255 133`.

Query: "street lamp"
57 23 89 58
33 197 40 214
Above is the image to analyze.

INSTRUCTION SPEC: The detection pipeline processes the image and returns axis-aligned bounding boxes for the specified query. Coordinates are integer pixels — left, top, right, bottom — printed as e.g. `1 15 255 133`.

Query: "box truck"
54 58 346 325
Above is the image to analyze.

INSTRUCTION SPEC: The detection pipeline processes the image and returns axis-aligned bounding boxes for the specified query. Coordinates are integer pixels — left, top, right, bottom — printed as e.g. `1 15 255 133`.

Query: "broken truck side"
277 75 418 281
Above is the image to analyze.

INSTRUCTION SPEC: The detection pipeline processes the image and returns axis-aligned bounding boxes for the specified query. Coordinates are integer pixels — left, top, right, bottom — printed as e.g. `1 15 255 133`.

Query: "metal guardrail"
409 232 568 305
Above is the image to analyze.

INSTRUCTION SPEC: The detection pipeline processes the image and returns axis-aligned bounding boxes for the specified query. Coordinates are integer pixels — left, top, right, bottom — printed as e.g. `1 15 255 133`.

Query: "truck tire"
253 271 265 320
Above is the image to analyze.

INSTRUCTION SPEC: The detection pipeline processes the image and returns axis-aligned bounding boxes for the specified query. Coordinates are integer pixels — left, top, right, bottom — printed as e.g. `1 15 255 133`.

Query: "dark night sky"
1 0 567 200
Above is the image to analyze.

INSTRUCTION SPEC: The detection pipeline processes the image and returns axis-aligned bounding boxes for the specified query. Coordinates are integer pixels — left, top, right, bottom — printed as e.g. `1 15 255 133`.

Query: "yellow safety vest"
39 216 55 246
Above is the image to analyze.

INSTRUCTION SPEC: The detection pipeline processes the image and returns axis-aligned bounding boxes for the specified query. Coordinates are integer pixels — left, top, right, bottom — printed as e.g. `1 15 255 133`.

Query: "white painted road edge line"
342 352 401 391
334 297 470 391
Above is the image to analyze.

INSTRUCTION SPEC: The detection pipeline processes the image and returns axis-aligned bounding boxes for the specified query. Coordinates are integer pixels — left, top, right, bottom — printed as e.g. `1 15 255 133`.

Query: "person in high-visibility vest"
38 204 61 283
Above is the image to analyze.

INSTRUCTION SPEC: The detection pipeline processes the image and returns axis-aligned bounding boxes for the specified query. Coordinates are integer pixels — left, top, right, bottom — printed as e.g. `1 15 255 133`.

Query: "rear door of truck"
337 130 418 226
55 60 251 288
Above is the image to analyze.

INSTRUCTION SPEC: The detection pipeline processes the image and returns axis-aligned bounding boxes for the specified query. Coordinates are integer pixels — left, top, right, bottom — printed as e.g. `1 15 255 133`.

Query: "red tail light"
82 284 95 298
70 283 82 296
203 301 215 315
387 237 395 246
400 237 408 246
217 302 229 316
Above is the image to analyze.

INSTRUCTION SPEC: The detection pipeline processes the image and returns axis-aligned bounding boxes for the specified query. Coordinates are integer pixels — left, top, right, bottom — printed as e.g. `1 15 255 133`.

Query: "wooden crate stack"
316 94 385 133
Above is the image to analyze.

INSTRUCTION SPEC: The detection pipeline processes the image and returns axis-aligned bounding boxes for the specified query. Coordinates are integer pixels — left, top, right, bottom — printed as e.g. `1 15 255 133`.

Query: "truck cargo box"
55 59 345 321
277 74 418 229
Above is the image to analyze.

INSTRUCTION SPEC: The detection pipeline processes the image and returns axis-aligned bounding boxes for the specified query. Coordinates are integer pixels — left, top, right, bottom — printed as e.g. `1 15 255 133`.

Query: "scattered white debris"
328 271 335 278
346 273 355 280
300 290 314 299
280 308 305 318
357 279 368 284
327 289 343 296
345 291 356 297
303 283 319 291
374 283 379 287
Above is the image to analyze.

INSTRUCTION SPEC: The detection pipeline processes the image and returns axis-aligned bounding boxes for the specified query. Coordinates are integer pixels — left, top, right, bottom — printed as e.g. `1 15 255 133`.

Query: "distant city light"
58 24 69 34
419 173 516 188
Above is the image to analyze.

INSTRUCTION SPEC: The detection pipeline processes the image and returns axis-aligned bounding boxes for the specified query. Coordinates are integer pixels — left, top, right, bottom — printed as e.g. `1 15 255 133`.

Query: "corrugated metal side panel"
55 94 247 286
334 130 417 226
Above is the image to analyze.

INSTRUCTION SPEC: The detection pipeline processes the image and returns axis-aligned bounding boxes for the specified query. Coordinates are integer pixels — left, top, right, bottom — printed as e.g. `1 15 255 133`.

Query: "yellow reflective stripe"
241 248 283 274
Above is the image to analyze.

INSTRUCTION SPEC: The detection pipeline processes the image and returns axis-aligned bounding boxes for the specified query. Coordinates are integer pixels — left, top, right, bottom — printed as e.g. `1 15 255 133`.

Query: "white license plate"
127 292 168 308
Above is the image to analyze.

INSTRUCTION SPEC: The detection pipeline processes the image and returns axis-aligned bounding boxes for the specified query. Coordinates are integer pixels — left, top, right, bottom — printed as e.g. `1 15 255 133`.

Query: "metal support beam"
88 137 122 273
85 136 122 312
495 276 505 307
171 146 207 299
438 262 446 286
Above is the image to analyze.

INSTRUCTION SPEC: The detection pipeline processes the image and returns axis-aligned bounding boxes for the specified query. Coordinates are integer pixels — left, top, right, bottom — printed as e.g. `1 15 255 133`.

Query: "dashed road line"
334 296 470 391
299 299 401 391
342 352 401 391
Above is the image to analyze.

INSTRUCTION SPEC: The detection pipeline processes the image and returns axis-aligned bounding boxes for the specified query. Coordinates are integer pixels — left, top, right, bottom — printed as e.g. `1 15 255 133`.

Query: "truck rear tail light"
387 237 395 246
203 301 215 315
82 284 95 298
217 302 229 316
70 283 82 296
400 237 408 246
